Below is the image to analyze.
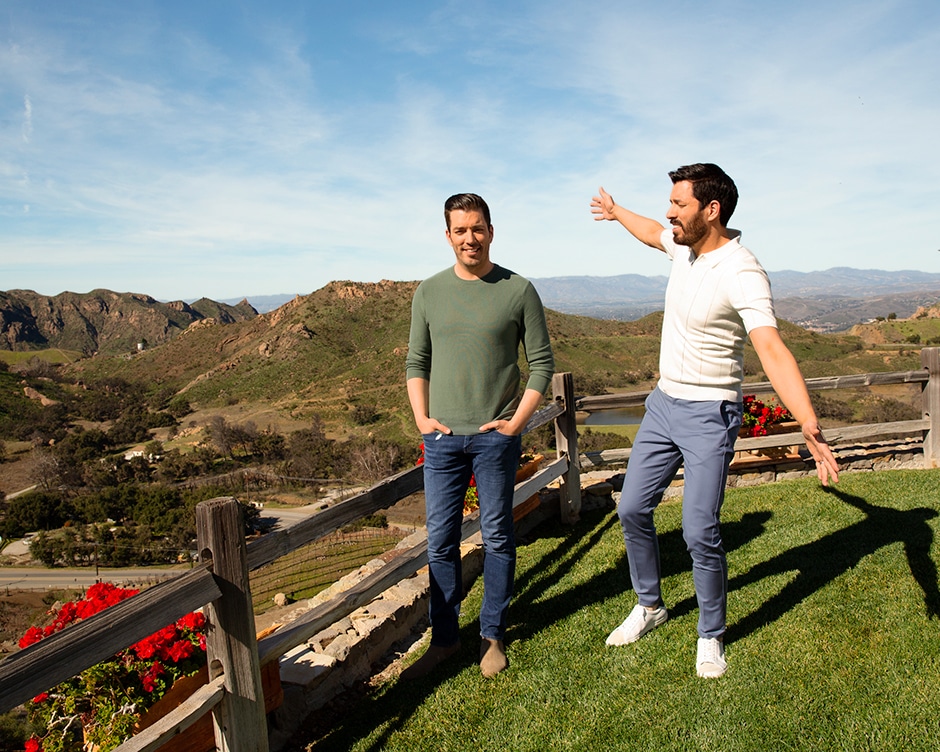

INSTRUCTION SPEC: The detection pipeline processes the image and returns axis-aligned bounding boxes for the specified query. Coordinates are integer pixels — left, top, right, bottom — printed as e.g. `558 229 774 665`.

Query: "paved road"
261 505 319 529
0 567 187 590
0 506 325 591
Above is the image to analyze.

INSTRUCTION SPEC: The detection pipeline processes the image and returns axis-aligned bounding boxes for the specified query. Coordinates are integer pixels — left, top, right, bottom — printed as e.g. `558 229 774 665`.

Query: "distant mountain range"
528 267 940 331
223 268 940 332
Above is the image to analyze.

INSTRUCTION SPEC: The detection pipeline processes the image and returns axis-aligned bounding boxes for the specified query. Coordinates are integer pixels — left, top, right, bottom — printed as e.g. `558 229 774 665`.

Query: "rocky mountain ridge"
0 289 258 356
4 267 939 359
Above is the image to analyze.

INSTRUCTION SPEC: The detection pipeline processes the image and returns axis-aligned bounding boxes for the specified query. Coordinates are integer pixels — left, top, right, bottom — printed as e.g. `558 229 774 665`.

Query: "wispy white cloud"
1 0 938 301
21 94 32 142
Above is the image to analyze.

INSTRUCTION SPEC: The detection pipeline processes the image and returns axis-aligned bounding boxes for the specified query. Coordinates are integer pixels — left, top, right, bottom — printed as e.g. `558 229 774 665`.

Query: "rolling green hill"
59 280 925 444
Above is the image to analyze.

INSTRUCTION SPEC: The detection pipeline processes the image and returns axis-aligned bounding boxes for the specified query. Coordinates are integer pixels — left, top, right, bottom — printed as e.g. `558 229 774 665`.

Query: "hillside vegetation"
55 280 928 445
848 302 940 346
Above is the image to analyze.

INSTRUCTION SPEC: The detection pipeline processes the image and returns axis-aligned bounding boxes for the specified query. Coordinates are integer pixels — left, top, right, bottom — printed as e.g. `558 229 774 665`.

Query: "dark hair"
444 193 491 229
668 163 738 226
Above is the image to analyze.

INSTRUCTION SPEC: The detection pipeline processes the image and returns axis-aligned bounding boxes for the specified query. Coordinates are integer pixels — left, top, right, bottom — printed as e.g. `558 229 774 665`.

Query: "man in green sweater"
404 193 555 679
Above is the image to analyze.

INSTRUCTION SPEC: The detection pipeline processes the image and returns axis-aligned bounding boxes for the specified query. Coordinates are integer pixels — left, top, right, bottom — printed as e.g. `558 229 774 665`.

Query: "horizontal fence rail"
575 369 930 414
0 565 221 711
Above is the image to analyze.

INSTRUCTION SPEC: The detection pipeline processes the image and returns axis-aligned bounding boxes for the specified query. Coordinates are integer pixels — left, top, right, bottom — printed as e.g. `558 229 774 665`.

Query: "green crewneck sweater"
405 265 555 435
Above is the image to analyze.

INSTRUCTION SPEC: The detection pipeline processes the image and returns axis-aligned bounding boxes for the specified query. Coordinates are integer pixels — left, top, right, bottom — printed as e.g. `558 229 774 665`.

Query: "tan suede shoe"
479 638 508 678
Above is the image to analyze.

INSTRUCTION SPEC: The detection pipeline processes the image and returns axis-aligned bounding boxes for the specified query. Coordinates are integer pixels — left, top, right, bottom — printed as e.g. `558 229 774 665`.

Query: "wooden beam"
922 348 940 467
575 371 929 414
553 373 581 524
113 676 226 752
0 566 220 714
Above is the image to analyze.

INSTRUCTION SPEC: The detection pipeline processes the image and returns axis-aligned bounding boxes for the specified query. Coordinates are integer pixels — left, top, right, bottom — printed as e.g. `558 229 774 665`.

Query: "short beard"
672 212 708 248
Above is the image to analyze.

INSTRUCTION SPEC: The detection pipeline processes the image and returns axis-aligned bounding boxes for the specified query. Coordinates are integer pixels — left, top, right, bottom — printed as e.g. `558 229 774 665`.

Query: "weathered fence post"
922 347 939 468
553 372 581 523
196 497 269 752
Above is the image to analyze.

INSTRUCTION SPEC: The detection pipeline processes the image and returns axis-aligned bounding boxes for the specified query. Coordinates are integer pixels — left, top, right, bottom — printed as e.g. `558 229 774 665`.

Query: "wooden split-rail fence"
1 349 937 752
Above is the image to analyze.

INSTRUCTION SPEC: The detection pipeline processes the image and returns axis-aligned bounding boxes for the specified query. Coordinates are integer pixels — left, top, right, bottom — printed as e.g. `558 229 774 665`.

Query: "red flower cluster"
18 582 208 752
19 582 138 650
741 394 794 437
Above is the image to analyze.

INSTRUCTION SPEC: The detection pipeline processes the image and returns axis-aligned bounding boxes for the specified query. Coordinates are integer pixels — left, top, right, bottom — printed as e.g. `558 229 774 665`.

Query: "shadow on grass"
301 506 772 751
299 486 940 750
716 487 940 645
505 507 773 644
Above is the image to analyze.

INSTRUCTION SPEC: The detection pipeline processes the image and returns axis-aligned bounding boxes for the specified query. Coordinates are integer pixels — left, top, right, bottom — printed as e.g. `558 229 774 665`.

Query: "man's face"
446 209 493 276
666 180 709 249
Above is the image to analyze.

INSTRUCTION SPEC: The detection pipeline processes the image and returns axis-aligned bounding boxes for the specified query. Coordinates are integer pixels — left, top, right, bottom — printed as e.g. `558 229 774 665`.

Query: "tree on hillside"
206 416 267 458
253 428 287 462
0 491 79 538
31 447 66 491
153 446 218 483
287 417 345 480
348 438 401 483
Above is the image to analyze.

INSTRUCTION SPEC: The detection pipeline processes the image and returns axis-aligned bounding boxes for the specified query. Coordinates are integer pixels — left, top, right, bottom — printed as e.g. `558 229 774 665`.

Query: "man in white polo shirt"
590 163 840 678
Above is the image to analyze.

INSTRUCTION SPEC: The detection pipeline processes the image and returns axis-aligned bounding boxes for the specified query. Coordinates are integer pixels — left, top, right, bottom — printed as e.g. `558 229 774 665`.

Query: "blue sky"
2 0 939 301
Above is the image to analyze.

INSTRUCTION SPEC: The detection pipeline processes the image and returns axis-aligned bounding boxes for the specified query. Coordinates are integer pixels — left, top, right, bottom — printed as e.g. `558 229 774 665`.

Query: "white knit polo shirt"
657 228 777 403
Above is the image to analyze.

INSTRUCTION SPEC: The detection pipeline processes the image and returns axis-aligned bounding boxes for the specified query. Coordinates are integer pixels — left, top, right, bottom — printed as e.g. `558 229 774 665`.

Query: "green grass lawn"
303 468 940 752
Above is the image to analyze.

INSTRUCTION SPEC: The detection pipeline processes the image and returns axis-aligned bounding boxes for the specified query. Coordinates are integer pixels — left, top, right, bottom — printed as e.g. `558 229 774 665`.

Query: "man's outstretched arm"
591 186 667 251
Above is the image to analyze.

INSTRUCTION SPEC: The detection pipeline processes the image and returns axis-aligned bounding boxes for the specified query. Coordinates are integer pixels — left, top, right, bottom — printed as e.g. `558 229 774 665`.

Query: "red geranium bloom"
166 639 195 663
140 660 165 693
18 626 44 649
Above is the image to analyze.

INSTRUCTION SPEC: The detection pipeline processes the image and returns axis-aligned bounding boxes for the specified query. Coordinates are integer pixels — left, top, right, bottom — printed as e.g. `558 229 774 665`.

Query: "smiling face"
446 209 494 279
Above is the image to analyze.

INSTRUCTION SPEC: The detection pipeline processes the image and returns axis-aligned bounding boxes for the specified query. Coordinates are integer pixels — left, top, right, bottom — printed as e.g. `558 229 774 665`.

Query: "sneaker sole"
696 662 727 678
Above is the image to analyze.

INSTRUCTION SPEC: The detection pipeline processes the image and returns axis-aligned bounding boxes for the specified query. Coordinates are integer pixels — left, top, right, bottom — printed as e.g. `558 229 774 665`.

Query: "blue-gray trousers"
617 387 743 639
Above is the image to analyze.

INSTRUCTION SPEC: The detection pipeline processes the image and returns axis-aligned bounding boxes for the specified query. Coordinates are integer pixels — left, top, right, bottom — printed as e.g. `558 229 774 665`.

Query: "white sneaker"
696 637 727 678
605 604 668 646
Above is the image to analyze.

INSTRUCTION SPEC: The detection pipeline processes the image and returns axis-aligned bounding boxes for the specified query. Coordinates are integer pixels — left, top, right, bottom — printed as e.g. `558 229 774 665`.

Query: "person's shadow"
665 488 940 644
504 508 773 645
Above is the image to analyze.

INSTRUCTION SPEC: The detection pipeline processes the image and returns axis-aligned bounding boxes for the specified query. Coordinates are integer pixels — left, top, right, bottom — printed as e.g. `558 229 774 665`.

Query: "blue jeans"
421 430 522 645
618 388 742 639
